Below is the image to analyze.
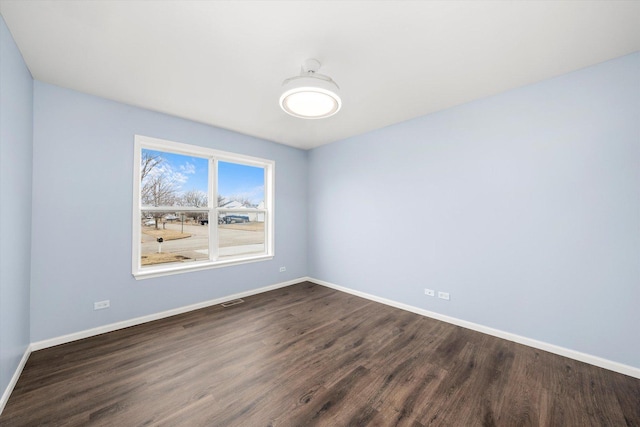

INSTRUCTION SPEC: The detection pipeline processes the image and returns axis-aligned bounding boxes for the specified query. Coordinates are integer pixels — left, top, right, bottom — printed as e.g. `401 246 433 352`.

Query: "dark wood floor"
1 282 638 426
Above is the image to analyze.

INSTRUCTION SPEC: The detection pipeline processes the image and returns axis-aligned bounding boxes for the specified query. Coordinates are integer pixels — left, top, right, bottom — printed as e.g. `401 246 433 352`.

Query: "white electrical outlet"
424 289 435 296
279 266 286 272
94 300 110 310
438 292 450 301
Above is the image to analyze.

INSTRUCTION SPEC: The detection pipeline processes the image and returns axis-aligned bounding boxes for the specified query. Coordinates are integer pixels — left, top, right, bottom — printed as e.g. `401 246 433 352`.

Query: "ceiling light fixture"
279 59 342 119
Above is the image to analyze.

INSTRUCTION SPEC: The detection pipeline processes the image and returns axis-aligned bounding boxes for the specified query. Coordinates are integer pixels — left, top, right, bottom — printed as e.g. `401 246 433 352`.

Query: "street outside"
141 221 265 266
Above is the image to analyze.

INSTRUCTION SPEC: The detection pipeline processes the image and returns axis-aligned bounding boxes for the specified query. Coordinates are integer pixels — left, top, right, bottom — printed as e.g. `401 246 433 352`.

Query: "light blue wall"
308 53 640 368
2 17 638 391
30 82 307 342
0 17 33 397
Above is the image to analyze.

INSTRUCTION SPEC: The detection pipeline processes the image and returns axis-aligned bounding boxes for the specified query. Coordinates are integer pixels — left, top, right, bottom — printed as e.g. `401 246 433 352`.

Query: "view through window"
133 136 273 278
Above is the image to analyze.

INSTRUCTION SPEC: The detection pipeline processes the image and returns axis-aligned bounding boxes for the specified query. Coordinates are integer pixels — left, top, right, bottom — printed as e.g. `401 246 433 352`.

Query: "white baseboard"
305 277 640 379
0 344 31 415
2 277 303 415
7 274 637 417
31 277 305 351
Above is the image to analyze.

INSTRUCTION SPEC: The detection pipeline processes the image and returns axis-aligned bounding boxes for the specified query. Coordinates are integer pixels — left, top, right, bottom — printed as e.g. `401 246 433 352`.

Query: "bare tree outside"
141 152 161 179
143 176 177 206
141 151 178 228
182 189 208 207
182 190 208 221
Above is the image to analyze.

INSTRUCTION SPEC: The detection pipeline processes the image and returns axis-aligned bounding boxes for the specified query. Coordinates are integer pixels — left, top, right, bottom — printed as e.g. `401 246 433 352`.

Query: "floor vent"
221 299 245 308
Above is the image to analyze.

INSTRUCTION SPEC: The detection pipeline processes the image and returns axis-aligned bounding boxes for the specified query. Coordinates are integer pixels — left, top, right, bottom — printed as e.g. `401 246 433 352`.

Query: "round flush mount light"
280 59 342 119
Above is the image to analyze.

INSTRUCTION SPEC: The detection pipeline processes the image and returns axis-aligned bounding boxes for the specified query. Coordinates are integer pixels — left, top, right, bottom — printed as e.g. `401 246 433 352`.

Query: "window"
132 135 274 279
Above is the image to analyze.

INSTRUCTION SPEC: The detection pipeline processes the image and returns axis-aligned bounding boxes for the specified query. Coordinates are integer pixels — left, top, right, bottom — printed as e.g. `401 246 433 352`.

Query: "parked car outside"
222 215 250 224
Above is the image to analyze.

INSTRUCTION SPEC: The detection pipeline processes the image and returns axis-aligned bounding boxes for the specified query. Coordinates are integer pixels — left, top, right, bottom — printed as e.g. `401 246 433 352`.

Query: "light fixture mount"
279 58 342 119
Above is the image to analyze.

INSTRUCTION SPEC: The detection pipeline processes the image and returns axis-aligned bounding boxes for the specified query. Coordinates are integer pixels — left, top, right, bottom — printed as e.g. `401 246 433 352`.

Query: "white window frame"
132 135 274 279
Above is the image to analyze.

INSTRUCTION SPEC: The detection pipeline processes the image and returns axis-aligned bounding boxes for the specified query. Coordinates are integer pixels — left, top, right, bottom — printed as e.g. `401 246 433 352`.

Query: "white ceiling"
1 1 639 150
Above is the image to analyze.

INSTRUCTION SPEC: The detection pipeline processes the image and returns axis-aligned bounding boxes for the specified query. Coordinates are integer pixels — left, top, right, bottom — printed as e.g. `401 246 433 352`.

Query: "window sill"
133 254 274 280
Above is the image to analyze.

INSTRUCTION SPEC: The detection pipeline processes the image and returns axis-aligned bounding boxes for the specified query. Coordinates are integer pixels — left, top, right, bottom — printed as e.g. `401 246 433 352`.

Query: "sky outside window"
218 161 265 206
142 149 209 195
141 149 264 206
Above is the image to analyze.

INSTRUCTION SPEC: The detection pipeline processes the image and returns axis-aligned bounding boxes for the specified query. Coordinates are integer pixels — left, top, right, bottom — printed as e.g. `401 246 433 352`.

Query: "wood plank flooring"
1 281 638 426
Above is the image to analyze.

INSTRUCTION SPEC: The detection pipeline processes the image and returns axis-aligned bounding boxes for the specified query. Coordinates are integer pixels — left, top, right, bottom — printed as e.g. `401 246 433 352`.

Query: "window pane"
134 135 274 278
217 161 264 208
141 149 209 208
140 212 209 267
218 211 265 258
